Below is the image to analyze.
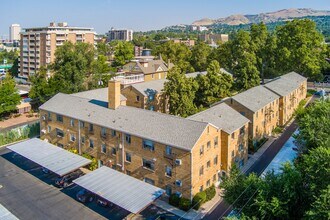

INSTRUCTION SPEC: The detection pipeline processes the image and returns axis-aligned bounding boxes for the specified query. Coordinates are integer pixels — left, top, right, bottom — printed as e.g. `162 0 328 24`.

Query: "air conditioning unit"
175 159 182 166
175 180 182 187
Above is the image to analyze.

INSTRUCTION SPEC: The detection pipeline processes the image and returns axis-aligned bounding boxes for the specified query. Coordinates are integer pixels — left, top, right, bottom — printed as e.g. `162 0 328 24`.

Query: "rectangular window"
69 133 76 142
165 146 172 155
47 125 51 133
48 112 52 121
142 139 154 151
101 127 107 137
79 121 85 128
239 144 244 152
165 185 172 196
70 118 74 127
81 136 85 144
199 165 204 176
213 174 216 182
214 155 218 165
101 144 106 154
231 133 235 139
56 114 63 122
89 124 94 132
111 147 116 155
125 134 131 144
89 139 94 148
111 130 116 137
56 128 64 137
207 160 211 168
214 137 218 148
200 145 204 156
136 96 140 101
125 152 131 162
199 185 203 192
240 126 245 135
165 165 172 177
206 179 211 187
207 141 211 149
144 177 155 185
142 158 155 171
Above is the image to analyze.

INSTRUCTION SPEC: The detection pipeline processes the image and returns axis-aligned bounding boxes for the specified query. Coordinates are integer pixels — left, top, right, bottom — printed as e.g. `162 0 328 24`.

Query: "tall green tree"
29 67 56 104
0 74 21 117
112 41 134 67
195 60 233 106
164 67 198 117
190 42 212 71
275 19 326 79
51 41 95 93
155 41 194 73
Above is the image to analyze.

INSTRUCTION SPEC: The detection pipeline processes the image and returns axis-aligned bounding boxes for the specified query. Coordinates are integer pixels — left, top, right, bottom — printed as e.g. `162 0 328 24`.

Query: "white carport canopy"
7 138 91 176
73 166 165 214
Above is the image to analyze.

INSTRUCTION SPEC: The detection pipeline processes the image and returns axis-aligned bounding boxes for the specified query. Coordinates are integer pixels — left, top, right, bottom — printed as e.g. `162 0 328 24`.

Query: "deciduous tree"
0 74 21 117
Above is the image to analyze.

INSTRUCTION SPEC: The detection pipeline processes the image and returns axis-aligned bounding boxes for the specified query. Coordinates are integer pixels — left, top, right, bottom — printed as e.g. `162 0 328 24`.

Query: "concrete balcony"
113 73 145 85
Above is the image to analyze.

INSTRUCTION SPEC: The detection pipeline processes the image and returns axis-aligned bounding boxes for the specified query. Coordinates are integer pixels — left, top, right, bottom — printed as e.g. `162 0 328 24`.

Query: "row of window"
199 137 219 156
199 155 219 176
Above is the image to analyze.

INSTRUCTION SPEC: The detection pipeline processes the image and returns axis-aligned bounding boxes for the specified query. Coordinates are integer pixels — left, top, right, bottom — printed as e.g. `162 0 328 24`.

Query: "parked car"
152 213 179 220
55 170 83 188
76 189 94 203
96 197 111 207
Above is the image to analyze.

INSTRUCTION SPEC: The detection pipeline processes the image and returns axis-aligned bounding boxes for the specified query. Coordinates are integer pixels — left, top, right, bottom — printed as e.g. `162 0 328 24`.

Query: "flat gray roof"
40 93 210 151
131 79 166 96
72 88 127 103
188 103 250 134
264 72 307 96
7 138 91 176
231 85 280 112
73 166 164 214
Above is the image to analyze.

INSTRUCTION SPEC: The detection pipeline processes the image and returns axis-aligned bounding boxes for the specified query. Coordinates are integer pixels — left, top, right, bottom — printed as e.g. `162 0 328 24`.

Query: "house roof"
72 88 127 103
231 86 280 112
125 59 168 75
40 93 212 151
264 72 307 96
187 103 250 134
130 79 167 96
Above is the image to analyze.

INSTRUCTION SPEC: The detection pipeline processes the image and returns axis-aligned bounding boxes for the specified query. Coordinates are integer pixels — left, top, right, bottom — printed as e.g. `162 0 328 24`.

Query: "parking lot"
0 147 171 220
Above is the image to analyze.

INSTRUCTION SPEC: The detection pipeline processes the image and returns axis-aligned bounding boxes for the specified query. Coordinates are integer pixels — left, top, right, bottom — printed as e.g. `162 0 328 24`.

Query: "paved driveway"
0 147 130 220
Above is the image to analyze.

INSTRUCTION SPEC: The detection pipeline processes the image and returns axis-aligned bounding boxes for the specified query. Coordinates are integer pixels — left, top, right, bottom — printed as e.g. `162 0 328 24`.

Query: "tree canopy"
0 74 21 117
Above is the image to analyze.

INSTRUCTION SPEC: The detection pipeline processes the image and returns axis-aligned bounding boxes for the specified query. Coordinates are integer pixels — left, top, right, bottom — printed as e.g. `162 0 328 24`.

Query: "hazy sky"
2 0 330 37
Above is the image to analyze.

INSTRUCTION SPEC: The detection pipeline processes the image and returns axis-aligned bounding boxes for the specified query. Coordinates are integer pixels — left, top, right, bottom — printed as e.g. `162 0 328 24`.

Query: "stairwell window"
199 165 204 176
207 141 211 149
89 124 94 132
207 160 211 168
165 165 172 177
48 112 52 121
214 155 218 165
70 118 74 127
111 147 116 155
143 139 155 151
240 126 245 135
200 145 204 156
125 152 131 162
165 146 172 155
89 139 94 148
79 121 85 128
81 136 85 144
214 137 218 148
111 130 116 137
101 144 106 154
125 134 131 144
101 127 107 137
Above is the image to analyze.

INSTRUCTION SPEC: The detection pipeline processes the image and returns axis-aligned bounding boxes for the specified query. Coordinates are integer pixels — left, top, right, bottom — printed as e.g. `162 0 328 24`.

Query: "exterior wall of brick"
220 122 249 174
191 126 221 197
144 72 167 82
121 87 144 109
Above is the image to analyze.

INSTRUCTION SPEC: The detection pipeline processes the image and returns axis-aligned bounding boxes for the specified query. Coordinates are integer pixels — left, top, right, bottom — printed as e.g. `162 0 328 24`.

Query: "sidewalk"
154 187 223 220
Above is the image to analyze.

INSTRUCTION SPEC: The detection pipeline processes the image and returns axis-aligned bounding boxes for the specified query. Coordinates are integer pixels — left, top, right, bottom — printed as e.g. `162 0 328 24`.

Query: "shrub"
179 197 191 211
205 185 216 201
272 126 283 134
192 191 206 210
169 194 180 207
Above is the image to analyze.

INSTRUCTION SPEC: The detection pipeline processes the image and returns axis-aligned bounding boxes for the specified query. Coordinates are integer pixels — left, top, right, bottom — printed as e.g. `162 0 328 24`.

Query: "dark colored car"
76 189 94 203
55 170 83 188
152 213 179 220
96 197 111 207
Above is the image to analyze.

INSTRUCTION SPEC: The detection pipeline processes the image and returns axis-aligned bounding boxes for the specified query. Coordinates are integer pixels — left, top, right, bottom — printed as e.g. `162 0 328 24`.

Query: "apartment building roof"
185 68 232 78
40 93 212 151
187 103 249 134
231 86 280 112
137 60 169 74
72 88 127 103
131 79 166 96
263 72 307 96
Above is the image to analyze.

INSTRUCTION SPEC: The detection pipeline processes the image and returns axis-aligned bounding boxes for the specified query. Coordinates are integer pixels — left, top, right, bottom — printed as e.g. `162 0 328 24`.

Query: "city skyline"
1 0 330 37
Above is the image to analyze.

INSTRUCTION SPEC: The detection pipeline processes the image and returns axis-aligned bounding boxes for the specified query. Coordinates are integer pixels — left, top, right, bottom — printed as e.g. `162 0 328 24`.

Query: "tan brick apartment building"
19 22 95 78
39 80 223 200
264 72 307 126
225 86 280 145
188 103 250 174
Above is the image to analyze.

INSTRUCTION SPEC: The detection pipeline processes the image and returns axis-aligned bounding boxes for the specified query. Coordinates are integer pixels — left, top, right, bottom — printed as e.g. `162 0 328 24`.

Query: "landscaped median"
169 185 216 211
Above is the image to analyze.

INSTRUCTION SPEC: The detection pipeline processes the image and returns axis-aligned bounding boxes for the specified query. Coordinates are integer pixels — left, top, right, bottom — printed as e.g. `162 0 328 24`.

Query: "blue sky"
2 0 330 37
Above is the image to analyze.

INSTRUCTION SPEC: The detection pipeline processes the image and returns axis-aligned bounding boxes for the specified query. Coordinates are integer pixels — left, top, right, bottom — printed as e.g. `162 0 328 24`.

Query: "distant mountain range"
192 8 330 26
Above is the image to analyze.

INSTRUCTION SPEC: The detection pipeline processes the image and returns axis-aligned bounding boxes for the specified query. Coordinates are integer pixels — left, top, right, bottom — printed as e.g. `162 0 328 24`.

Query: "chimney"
108 80 121 109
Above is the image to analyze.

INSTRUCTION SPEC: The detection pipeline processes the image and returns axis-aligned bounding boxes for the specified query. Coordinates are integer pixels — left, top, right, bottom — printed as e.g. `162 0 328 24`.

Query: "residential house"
225 86 280 145
39 80 222 200
188 103 249 174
